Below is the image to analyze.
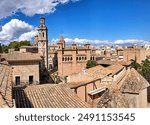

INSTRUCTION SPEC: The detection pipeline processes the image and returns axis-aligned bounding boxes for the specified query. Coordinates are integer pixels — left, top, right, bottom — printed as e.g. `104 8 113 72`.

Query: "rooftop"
20 46 38 49
86 65 110 79
120 68 149 94
13 84 90 108
106 62 124 75
1 52 42 62
97 60 114 65
0 62 13 108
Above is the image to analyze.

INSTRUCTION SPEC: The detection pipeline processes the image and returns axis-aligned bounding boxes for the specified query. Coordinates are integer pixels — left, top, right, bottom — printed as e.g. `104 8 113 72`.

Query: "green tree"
9 41 20 50
140 59 150 77
131 59 141 71
1 45 10 53
86 60 97 69
0 44 2 53
20 40 31 46
0 40 31 53
131 59 150 78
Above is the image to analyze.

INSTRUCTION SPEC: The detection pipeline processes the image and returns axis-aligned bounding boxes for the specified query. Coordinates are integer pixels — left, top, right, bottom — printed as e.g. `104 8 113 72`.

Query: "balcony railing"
13 81 39 87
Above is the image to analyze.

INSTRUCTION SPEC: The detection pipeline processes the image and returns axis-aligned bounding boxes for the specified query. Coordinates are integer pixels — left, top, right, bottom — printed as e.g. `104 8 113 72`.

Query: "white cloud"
0 19 37 44
52 38 112 45
0 0 79 19
18 30 38 41
51 38 149 46
114 39 147 45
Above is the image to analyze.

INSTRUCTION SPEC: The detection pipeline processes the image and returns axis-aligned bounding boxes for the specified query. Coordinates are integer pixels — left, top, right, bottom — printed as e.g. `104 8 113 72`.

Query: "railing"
13 81 39 87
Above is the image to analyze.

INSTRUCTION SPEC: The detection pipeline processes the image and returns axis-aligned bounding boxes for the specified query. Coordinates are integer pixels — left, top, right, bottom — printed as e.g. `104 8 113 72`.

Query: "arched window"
68 57 70 61
79 57 81 60
71 57 72 61
85 57 87 60
43 32 44 37
76 57 78 60
65 57 67 61
93 56 95 60
90 57 92 60
62 57 64 61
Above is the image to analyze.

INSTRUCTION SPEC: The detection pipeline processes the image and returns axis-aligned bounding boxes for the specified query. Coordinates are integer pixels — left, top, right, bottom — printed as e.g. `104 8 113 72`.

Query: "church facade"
35 17 96 77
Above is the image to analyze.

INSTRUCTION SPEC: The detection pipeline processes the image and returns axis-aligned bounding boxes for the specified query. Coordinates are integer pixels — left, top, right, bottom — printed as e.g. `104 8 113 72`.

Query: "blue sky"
0 0 150 45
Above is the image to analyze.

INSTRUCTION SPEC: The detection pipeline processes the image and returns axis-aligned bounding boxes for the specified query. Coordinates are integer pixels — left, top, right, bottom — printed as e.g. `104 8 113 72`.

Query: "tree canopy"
131 59 150 78
0 40 31 53
86 60 97 69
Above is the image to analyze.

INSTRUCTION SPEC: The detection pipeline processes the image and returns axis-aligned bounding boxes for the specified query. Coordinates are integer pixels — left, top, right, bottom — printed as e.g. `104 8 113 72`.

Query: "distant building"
123 47 146 63
37 16 48 69
48 44 58 71
117 48 124 61
57 36 96 77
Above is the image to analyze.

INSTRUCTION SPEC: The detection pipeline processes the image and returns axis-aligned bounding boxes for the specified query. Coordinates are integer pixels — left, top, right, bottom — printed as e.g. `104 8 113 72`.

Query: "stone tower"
38 16 48 68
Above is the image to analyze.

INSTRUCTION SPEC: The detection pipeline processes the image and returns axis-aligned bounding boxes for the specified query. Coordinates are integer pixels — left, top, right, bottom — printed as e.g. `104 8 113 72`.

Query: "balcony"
13 81 39 88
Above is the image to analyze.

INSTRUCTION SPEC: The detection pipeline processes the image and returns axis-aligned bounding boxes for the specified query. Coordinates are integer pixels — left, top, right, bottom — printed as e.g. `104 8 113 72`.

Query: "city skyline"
0 0 150 45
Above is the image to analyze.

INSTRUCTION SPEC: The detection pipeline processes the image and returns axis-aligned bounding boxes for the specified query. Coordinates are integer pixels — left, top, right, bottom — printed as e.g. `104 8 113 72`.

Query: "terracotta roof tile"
97 60 114 65
86 65 110 79
0 62 13 108
1 53 42 62
13 84 90 108
106 62 124 75
120 68 149 94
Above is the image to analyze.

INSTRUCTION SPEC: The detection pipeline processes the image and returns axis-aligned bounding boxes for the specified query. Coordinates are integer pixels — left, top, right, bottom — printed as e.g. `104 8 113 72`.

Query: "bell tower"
38 16 48 68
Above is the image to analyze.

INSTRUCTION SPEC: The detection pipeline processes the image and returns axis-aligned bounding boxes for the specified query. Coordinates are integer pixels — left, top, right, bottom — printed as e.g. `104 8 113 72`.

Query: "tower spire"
37 16 48 69
40 16 45 27
59 34 65 48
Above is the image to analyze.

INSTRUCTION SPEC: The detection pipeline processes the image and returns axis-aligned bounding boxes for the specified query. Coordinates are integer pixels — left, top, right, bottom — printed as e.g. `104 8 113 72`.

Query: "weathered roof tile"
14 84 90 108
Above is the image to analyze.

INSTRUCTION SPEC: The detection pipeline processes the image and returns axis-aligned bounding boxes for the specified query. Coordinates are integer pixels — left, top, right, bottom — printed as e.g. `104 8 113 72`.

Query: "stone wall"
123 48 146 63
57 46 93 77
11 61 40 85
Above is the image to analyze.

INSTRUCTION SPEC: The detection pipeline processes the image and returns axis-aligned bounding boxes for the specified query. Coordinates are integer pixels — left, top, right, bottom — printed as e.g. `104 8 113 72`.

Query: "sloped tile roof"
0 62 13 108
13 84 90 108
96 89 137 108
1 52 42 62
106 62 124 75
120 68 149 94
86 65 110 79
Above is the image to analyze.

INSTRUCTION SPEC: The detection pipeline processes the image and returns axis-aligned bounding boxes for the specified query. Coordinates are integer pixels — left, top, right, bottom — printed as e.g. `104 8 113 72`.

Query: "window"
29 76 33 84
49 64 53 69
93 56 95 60
65 57 67 61
15 76 20 85
79 57 81 60
43 32 44 37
